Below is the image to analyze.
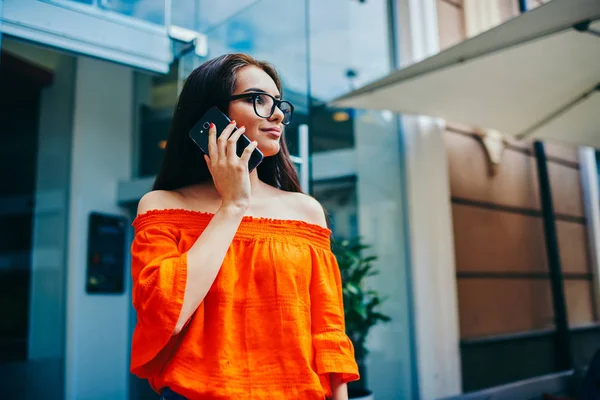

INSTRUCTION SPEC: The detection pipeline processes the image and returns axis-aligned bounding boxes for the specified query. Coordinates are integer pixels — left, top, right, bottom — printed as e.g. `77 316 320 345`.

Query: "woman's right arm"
138 121 258 335
137 195 245 335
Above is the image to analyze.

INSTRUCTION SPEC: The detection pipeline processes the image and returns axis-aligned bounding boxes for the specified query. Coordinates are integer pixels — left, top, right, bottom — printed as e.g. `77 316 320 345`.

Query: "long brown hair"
153 53 302 193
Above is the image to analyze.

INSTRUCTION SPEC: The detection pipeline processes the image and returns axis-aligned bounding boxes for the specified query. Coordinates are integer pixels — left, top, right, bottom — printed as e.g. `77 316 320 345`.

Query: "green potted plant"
333 237 391 400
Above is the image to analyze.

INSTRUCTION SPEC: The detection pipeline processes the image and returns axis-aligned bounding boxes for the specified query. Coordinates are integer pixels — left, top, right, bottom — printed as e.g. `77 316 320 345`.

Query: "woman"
130 53 359 400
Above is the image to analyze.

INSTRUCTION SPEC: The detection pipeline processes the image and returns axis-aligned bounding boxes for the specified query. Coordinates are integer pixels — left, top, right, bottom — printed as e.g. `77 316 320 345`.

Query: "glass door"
0 38 69 399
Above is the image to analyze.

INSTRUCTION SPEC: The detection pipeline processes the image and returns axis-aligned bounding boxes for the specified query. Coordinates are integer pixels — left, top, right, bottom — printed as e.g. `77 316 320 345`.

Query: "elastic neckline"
132 208 332 249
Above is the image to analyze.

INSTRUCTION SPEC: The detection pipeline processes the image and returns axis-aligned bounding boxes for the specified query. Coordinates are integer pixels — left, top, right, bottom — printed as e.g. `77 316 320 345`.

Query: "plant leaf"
345 283 360 295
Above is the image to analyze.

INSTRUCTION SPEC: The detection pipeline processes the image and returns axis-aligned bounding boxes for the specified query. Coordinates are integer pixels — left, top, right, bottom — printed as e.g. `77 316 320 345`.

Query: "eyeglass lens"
253 94 293 125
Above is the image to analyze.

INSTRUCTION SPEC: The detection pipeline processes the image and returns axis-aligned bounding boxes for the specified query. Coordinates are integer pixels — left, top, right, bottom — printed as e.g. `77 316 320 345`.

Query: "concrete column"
579 148 600 321
65 56 134 400
397 0 463 398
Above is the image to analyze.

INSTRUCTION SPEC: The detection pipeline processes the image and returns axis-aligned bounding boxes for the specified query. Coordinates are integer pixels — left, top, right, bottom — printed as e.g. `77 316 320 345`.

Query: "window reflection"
45 0 167 25
309 0 390 153
313 177 358 241
170 0 199 30
168 0 263 33
310 103 354 152
100 0 166 25
137 0 309 178
138 61 180 177
196 0 260 33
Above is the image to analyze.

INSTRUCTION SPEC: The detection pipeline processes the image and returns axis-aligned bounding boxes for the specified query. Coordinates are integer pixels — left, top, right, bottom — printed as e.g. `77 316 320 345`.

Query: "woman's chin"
258 143 280 158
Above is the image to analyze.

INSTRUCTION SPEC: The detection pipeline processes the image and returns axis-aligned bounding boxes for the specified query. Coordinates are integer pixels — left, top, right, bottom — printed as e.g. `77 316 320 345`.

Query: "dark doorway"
0 50 60 399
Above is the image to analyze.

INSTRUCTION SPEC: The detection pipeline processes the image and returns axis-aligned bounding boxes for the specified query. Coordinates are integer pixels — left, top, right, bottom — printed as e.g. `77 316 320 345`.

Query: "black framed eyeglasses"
229 92 294 125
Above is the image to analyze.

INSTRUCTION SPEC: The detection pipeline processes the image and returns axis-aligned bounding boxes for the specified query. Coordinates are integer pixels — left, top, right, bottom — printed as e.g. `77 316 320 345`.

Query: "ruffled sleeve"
310 245 360 394
129 222 190 377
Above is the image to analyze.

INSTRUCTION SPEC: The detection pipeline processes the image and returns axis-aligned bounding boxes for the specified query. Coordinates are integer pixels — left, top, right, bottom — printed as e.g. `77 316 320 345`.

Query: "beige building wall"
436 0 598 346
445 128 597 338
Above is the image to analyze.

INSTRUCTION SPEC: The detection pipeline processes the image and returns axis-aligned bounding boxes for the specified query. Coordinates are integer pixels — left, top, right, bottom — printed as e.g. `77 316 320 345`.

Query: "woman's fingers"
240 140 258 164
227 126 246 160
217 121 237 160
207 123 217 161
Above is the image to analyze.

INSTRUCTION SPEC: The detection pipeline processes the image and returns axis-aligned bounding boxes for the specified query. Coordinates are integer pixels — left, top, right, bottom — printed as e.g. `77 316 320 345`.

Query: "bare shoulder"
136 190 186 216
137 184 219 216
285 191 328 229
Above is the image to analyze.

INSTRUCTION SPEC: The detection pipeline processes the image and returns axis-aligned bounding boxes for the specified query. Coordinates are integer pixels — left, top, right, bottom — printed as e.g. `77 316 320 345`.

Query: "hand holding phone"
201 121 258 211
189 106 264 173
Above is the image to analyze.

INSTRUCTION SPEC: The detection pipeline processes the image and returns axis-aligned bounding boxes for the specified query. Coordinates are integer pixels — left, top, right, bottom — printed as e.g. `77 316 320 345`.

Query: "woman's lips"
261 128 281 138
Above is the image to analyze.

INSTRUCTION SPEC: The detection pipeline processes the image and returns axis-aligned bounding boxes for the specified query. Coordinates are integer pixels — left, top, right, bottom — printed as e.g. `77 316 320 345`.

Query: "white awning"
332 0 600 148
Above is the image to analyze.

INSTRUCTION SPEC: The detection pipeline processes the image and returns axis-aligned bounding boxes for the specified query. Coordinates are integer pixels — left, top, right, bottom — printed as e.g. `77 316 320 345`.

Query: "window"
100 0 167 25
42 0 167 26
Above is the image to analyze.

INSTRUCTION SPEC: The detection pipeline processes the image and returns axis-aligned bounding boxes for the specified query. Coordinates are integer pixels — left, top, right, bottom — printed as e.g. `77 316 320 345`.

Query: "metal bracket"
168 25 208 61
476 128 507 176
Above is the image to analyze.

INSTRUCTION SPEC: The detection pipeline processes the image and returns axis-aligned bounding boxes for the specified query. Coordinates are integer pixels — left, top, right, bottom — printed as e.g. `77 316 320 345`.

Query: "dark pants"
160 388 186 400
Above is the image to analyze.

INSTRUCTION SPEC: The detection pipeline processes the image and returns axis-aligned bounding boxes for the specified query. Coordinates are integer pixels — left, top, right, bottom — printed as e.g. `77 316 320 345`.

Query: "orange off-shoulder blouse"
130 209 359 400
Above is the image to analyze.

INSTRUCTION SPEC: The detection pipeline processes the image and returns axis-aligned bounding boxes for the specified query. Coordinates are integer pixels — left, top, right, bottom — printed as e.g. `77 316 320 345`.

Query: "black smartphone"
189 106 264 173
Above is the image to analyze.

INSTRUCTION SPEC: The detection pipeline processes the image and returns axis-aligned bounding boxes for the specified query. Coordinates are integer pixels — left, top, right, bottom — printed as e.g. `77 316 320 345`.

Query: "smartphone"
189 106 264 173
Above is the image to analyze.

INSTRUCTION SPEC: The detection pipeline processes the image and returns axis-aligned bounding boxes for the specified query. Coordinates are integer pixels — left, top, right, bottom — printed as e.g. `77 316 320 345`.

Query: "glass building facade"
0 1 416 398
135 0 395 239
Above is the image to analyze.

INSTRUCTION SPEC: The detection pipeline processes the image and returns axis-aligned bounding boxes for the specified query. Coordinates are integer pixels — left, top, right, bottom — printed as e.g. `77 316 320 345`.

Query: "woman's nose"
269 105 284 124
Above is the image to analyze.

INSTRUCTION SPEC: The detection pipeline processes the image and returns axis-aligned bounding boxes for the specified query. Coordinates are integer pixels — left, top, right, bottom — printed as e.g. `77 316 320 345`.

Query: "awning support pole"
534 140 573 371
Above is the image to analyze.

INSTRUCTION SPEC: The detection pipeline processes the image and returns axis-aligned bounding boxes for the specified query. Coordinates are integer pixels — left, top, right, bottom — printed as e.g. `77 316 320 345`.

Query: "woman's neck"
249 168 265 193
184 170 268 199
